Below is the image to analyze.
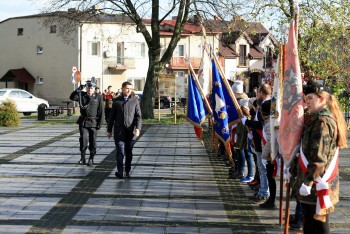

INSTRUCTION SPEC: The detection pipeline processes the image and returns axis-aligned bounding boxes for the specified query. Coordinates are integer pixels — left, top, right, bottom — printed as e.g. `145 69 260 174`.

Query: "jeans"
256 151 269 197
237 149 254 177
115 139 135 174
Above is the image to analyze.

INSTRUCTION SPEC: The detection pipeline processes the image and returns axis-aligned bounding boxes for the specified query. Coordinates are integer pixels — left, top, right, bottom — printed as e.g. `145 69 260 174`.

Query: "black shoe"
234 172 244 179
259 199 276 209
78 159 86 165
289 220 303 230
86 159 94 166
115 172 123 179
124 172 131 178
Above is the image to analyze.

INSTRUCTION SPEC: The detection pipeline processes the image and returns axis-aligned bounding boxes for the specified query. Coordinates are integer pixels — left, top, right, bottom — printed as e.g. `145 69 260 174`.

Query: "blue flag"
186 70 209 140
210 58 241 153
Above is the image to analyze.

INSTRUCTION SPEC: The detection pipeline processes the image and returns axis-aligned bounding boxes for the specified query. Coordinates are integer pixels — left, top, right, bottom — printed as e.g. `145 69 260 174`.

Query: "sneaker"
251 195 269 205
259 199 276 209
240 176 254 183
124 172 131 178
115 171 123 179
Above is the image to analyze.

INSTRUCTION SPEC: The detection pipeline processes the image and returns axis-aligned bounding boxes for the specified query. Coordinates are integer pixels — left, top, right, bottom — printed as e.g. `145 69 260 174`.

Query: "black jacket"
107 95 142 141
70 90 104 128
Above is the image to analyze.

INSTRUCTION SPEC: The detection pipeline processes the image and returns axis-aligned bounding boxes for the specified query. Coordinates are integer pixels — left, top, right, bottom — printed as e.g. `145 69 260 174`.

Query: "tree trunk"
141 52 162 119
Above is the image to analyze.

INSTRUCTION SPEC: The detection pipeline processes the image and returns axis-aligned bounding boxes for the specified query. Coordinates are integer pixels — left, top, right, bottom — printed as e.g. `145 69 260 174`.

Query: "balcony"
107 57 136 71
168 57 201 70
167 56 224 70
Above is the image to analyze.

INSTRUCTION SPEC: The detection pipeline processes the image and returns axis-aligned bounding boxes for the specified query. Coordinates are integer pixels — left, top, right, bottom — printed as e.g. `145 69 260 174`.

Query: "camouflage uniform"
290 107 339 205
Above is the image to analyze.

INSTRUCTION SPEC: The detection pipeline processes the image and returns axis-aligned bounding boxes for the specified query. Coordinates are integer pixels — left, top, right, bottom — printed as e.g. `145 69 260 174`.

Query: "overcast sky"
0 0 48 22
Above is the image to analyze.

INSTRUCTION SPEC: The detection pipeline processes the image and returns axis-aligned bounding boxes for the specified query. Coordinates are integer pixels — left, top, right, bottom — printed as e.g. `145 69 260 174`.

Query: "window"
17 28 23 36
37 46 43 54
37 76 43 84
88 41 100 56
117 42 124 64
19 91 32 98
175 71 186 83
50 25 56 33
239 45 247 66
177 44 185 57
127 42 145 58
127 78 144 91
265 47 273 68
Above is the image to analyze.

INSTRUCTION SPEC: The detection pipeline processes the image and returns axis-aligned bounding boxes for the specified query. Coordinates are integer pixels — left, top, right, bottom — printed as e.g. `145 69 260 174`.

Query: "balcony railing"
168 56 224 69
106 57 136 70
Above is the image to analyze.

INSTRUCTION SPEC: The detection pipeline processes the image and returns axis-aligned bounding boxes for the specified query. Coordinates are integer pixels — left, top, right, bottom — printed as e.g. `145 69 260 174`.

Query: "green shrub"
0 99 21 127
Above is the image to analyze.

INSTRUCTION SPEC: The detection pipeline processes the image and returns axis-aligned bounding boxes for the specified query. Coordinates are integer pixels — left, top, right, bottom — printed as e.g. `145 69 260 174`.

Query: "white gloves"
299 183 312 196
241 116 247 125
133 128 140 137
262 159 267 167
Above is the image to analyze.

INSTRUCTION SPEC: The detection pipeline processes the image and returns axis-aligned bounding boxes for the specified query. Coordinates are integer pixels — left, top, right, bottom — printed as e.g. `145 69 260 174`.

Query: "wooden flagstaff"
282 42 289 234
279 156 284 226
277 44 284 226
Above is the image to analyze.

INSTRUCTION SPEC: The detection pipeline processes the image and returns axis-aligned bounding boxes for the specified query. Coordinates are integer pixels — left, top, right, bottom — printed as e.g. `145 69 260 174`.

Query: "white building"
0 10 150 105
0 11 278 105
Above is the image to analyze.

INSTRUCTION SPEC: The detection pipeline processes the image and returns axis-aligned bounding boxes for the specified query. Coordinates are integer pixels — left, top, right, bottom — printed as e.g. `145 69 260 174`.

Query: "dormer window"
239 45 247 66
17 28 23 36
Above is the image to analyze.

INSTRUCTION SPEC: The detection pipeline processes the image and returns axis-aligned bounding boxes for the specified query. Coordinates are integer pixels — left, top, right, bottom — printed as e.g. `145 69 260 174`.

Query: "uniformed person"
70 80 104 166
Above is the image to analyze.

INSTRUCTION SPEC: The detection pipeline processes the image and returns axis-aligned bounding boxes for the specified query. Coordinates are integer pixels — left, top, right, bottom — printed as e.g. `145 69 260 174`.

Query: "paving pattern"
0 119 348 233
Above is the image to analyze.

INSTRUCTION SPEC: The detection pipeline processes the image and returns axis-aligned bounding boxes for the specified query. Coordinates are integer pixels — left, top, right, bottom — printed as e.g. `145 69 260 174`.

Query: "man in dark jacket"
70 80 104 166
107 81 142 179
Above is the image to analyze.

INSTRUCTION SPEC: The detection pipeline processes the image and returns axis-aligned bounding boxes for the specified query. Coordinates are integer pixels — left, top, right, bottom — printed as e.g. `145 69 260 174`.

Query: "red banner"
278 19 304 164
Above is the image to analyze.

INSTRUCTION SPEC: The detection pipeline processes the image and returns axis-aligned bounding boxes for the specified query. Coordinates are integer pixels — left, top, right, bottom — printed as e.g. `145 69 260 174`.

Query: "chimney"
233 16 242 21
68 8 78 13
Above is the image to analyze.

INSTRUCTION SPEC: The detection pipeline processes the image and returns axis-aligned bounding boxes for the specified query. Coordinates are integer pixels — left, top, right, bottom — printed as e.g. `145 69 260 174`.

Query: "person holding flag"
289 82 347 233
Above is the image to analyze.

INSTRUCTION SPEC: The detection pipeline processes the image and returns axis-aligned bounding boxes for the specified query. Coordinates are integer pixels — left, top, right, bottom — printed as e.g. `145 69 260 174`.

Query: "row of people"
224 80 347 233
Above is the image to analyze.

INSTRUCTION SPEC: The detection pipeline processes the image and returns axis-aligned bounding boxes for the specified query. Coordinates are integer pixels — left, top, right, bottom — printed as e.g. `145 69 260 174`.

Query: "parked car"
0 88 49 116
154 95 172 109
133 91 143 102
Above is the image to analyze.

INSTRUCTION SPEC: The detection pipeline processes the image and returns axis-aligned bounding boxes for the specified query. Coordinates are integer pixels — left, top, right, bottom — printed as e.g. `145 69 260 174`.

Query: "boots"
87 153 94 166
78 151 86 165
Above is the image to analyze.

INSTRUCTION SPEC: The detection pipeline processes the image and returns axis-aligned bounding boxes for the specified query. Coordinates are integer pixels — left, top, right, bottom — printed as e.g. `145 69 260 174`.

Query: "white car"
0 88 49 116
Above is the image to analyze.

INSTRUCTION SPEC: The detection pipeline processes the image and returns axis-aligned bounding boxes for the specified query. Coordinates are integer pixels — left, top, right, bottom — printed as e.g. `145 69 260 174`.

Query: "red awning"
0 68 36 83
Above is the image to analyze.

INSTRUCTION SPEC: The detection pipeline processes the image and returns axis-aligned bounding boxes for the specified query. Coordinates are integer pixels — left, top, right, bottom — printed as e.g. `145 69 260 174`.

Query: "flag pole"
277 44 285 226
282 40 290 234
279 154 284 226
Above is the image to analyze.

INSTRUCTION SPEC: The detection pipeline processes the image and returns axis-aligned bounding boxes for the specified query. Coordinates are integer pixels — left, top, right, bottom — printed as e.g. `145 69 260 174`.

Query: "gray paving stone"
0 122 348 233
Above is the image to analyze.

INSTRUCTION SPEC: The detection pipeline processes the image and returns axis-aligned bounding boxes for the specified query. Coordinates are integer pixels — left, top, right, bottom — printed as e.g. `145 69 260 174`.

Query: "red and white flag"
198 43 211 97
278 19 304 164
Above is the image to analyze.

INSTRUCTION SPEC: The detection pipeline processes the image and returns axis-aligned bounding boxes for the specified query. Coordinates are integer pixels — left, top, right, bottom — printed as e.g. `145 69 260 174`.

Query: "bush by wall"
0 99 21 127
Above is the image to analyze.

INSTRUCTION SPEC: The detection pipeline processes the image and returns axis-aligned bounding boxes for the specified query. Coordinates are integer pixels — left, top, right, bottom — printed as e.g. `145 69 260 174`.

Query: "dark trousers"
266 161 276 203
79 125 97 154
105 108 111 123
114 131 135 174
301 203 330 234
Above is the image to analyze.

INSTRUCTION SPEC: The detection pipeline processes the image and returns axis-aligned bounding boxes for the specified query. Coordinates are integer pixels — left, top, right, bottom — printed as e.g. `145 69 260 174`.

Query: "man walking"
70 80 104 166
107 81 142 179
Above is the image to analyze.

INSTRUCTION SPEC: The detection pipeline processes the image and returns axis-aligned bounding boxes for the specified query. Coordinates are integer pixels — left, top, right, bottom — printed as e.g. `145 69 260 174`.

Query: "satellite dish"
104 50 111 58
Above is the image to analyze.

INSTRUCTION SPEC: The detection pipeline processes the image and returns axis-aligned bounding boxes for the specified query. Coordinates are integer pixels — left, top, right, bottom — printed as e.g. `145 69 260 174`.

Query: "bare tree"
38 0 239 119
